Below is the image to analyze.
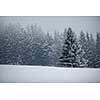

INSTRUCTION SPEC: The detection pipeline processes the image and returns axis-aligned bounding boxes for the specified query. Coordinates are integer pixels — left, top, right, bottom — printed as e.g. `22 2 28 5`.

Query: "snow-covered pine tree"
28 24 46 65
0 23 8 64
59 28 80 67
79 31 88 67
95 33 100 68
85 32 90 62
52 31 63 66
87 34 96 68
83 32 96 68
40 32 54 66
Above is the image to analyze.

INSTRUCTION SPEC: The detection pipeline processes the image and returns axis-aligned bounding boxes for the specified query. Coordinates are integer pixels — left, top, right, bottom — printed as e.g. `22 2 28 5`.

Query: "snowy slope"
0 65 100 83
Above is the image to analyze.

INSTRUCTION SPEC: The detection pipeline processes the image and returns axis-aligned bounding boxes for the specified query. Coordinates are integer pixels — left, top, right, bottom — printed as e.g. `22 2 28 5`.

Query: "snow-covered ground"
0 65 100 83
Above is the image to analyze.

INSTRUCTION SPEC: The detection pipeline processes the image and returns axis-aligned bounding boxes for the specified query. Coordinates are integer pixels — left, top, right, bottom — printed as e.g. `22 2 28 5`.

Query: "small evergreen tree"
59 28 80 67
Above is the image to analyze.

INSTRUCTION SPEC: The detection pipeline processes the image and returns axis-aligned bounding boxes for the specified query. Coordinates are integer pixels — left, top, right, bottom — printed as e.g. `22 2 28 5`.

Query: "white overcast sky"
0 16 100 37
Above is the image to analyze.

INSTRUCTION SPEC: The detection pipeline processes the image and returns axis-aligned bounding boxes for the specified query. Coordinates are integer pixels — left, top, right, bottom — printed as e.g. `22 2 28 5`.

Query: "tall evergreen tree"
95 33 100 68
59 28 80 67
87 34 96 68
52 31 63 66
85 32 90 61
40 32 54 66
84 33 96 68
79 31 88 67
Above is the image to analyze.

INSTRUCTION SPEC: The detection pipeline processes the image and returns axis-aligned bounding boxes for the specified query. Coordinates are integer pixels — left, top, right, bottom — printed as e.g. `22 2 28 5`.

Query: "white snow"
0 65 100 83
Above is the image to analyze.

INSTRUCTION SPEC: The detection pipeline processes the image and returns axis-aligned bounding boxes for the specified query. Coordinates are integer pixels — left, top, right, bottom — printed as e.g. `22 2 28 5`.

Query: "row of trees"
0 23 100 68
59 28 97 68
0 23 63 66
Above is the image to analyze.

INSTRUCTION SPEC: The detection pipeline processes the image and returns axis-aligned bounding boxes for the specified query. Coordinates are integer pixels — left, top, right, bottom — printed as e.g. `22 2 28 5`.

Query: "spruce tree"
85 33 90 62
59 28 80 67
53 31 63 66
84 33 96 68
79 31 88 67
41 32 54 66
95 33 100 68
88 34 96 68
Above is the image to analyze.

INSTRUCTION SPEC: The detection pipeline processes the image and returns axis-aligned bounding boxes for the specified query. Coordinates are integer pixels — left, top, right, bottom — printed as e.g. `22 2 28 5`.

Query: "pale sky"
0 16 100 37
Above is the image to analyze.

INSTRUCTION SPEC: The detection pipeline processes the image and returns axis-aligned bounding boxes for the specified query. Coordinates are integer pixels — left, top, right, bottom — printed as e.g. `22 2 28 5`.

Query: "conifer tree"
59 28 80 67
79 31 88 67
95 33 100 68
87 34 96 68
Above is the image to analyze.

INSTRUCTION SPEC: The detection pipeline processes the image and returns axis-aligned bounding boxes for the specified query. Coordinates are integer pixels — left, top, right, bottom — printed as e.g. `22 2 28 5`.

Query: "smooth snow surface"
0 65 100 83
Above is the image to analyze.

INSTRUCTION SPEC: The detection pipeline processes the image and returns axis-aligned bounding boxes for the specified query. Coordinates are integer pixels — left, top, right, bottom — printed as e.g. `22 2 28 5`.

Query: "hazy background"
0 16 100 37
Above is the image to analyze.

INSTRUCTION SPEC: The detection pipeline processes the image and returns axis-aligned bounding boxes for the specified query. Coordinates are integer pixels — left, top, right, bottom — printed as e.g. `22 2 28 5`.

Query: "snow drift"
0 65 100 83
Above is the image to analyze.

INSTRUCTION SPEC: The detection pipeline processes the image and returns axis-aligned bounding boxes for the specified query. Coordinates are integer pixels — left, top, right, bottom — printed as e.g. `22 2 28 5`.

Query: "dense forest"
0 23 100 68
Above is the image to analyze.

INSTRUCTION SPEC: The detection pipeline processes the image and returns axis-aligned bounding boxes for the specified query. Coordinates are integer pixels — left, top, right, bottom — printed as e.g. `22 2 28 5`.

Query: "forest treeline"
0 23 100 68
